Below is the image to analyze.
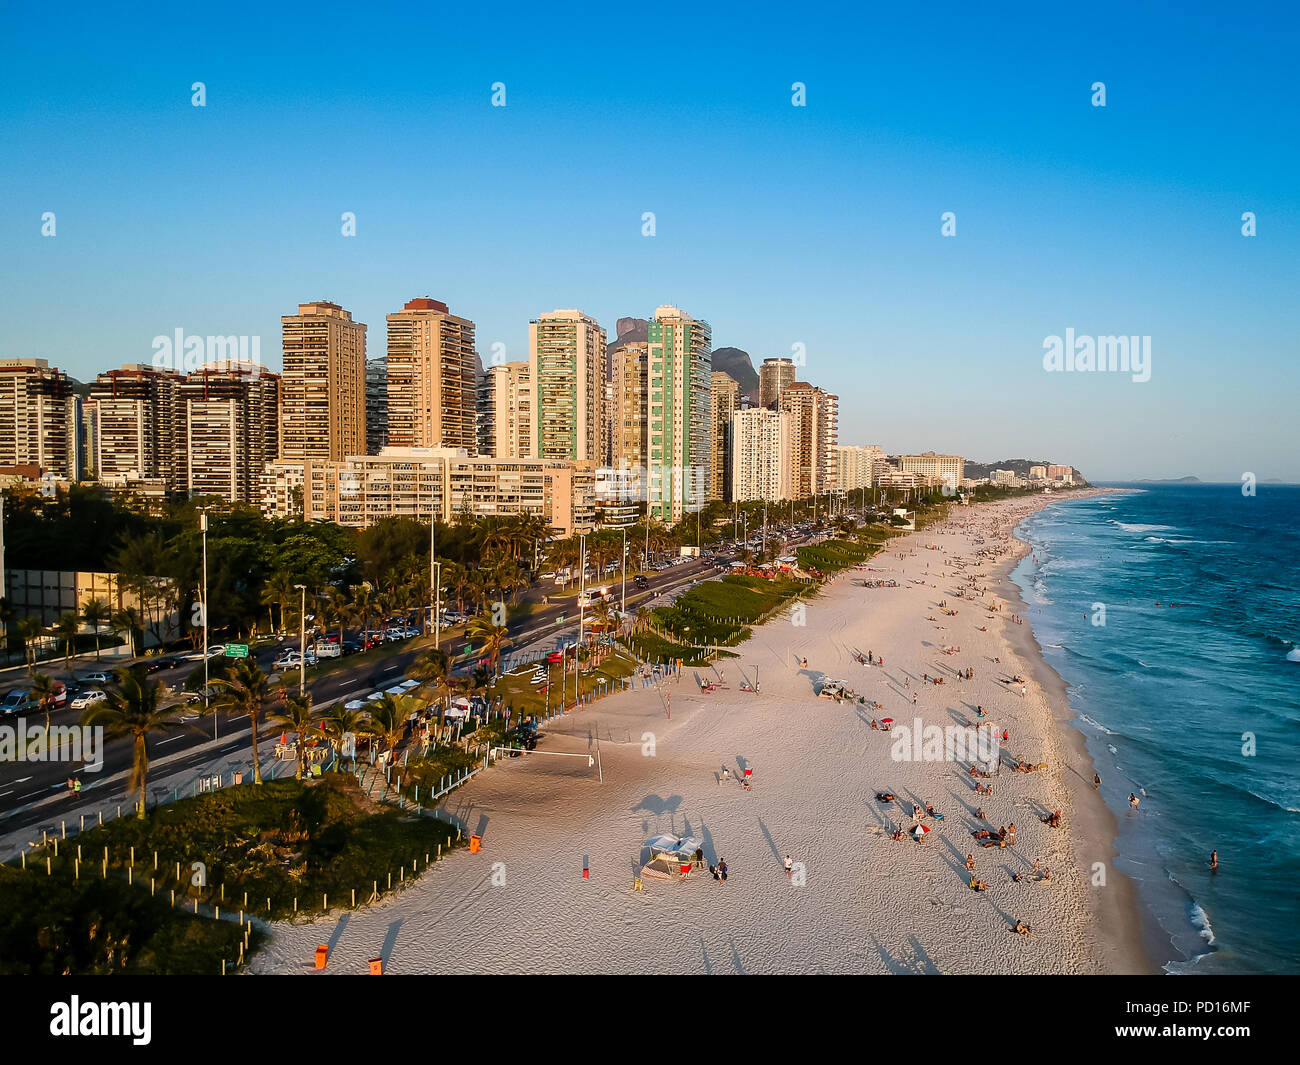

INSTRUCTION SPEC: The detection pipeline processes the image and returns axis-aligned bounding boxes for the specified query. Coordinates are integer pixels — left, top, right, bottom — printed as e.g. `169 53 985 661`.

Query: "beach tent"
640 835 702 882
399 679 420 690
385 685 406 696
344 699 367 711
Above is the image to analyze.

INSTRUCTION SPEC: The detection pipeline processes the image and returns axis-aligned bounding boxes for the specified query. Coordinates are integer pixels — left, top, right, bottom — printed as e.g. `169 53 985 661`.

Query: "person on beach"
965 853 976 871
1094 772 1101 789
1210 850 1218 871
912 692 918 706
1129 793 1140 808
784 855 793 878
719 859 728 881
721 766 730 784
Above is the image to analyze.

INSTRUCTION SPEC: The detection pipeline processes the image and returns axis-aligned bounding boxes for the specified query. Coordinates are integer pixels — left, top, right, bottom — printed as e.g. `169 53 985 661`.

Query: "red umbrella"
881 718 894 726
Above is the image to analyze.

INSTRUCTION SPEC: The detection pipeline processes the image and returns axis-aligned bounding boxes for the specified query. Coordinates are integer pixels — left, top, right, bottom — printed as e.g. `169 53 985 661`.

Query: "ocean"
1011 482 1300 974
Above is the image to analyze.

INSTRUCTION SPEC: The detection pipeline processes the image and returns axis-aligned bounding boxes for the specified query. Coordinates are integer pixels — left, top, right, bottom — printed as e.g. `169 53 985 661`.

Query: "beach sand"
252 493 1152 975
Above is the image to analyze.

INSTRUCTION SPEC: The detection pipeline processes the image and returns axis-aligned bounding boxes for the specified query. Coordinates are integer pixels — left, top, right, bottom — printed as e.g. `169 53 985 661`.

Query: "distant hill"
1135 476 1201 483
711 347 758 400
610 317 649 351
966 458 1089 484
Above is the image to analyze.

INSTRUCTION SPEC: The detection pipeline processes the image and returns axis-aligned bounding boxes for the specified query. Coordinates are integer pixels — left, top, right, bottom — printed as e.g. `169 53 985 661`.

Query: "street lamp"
294 584 307 697
620 527 627 614
198 506 214 738
433 561 442 650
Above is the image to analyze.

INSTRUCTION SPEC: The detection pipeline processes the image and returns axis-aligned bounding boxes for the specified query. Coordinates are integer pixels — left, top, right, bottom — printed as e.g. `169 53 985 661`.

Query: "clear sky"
2 1 1297 481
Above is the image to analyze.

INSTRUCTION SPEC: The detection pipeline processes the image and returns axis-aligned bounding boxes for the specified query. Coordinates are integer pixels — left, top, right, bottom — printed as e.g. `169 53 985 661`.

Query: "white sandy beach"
252 494 1149 975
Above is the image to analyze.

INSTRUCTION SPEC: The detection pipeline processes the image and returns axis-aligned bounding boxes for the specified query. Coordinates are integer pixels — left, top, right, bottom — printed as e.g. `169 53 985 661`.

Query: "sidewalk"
0 722 278 861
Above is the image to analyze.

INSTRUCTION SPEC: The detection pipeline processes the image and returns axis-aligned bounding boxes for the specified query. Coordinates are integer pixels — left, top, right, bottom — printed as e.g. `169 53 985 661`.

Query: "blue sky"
2 1 1297 481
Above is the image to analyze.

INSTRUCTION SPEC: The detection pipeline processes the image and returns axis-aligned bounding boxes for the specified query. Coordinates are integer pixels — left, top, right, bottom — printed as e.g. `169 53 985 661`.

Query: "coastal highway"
0 549 742 833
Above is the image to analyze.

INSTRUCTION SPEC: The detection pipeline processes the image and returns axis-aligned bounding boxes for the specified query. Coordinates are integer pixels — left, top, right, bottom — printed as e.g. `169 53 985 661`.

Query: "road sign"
224 643 249 658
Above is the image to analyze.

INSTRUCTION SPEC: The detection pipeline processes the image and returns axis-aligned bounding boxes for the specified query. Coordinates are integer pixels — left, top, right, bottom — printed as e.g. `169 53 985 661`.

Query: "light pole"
433 561 442 650
577 533 587 691
434 512 444 637
294 584 307 697
199 507 214 738
620 527 627 614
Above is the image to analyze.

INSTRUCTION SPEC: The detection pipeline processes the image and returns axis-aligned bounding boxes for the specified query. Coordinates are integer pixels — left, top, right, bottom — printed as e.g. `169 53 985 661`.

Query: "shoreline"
994 492 1157 974
251 490 1154 975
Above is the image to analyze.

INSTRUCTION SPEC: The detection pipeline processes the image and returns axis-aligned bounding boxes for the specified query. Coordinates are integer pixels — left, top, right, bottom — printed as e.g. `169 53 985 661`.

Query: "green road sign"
224 643 249 658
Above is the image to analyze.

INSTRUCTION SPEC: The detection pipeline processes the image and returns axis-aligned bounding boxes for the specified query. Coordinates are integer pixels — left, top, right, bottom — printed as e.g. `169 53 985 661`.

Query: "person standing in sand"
784 855 793 877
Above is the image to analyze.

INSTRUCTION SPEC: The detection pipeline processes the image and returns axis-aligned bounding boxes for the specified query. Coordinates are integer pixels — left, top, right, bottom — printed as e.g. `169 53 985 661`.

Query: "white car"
71 689 107 710
313 642 342 659
81 671 114 684
273 650 316 670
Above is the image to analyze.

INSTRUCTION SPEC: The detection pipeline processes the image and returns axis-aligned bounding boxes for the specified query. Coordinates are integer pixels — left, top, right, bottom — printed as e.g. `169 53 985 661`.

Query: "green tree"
363 692 418 758
406 649 450 725
269 692 314 781
321 703 363 768
209 659 279 784
81 597 110 661
52 612 81 670
30 671 57 732
84 666 182 818
465 613 512 678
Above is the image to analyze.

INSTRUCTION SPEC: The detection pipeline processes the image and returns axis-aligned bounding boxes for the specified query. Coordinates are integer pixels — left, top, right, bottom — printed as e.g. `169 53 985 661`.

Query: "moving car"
70 689 107 710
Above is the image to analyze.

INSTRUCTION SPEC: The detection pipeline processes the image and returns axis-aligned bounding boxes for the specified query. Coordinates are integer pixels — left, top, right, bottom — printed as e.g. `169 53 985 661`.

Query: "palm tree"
260 572 297 634
81 598 109 662
52 612 81 671
269 692 314 781
84 666 182 818
351 582 375 647
362 692 418 759
406 649 450 725
465 613 512 679
110 607 143 657
209 659 279 784
30 671 57 732
321 703 363 768
14 616 42 673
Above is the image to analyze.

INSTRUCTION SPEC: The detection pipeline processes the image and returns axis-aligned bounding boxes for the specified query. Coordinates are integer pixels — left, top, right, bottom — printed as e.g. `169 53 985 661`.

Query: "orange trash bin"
469 835 482 853
368 957 383 975
315 945 328 969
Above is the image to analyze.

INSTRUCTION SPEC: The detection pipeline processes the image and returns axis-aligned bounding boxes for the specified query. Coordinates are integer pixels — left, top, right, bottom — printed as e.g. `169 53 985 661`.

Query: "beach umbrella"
881 718 894 726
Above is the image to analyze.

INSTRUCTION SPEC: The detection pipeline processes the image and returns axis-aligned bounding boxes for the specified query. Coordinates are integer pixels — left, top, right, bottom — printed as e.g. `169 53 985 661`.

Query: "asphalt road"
0 547 750 821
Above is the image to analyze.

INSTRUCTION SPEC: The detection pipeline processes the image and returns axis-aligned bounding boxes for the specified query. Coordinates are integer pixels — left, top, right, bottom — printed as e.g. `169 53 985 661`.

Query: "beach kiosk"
640 835 701 882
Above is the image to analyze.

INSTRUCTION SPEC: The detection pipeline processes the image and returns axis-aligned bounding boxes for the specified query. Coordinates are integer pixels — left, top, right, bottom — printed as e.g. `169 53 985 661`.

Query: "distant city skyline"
2 3 1296 482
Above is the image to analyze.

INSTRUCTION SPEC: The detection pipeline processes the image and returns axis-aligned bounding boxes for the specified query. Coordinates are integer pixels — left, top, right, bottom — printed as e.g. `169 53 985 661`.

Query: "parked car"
313 641 342 659
70 689 107 710
81 671 114 684
273 649 316 670
1 681 67 716
341 639 363 655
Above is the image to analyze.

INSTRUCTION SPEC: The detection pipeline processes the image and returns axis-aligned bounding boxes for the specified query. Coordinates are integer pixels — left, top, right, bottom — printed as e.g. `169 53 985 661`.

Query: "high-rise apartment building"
611 341 649 473
710 371 740 502
780 382 838 498
759 357 797 409
529 309 606 464
386 298 477 452
280 301 366 461
731 408 794 503
646 306 711 523
90 364 186 492
0 358 79 478
180 363 280 502
833 444 883 494
365 357 388 454
898 451 965 488
477 360 531 458
261 447 595 536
